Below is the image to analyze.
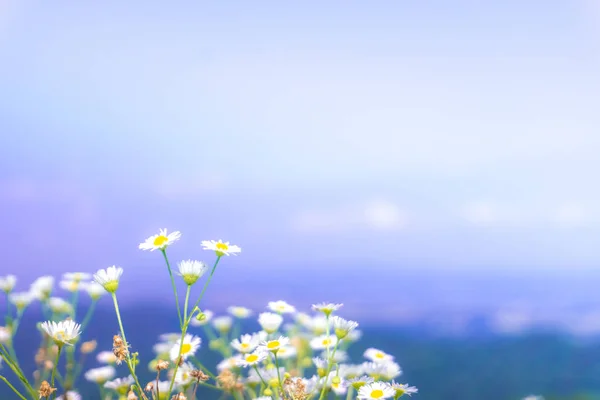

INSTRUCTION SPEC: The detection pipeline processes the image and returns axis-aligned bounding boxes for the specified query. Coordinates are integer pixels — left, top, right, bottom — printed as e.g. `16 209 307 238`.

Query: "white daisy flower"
170 334 201 361
190 309 214 326
217 355 243 372
96 351 117 364
57 391 82 400
312 303 343 316
391 381 418 397
348 376 375 390
151 381 171 398
175 362 195 386
370 362 402 380
30 276 54 299
93 266 123 294
339 364 364 379
259 336 290 353
0 275 16 293
313 357 328 370
84 366 116 384
177 260 209 286
0 326 11 343
104 375 135 394
139 228 181 251
59 280 81 293
228 306 253 319
212 316 233 333
364 348 394 364
275 345 297 359
309 334 338 350
307 315 328 335
201 240 241 256
347 329 363 342
268 300 296 314
332 316 359 339
159 332 181 343
41 319 81 346
258 312 283 334
153 342 172 355
231 334 260 353
48 297 73 315
357 381 395 400
320 349 348 363
80 282 106 300
63 272 91 282
237 350 268 367
9 291 35 310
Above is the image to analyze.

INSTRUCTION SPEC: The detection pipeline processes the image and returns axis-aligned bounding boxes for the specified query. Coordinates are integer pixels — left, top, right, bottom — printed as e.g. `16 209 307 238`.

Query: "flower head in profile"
48 298 74 315
30 276 54 300
237 349 268 367
357 381 395 400
41 319 81 346
190 309 214 326
364 348 394 364
228 306 253 319
57 391 82 400
268 300 296 314
201 240 241 256
348 376 375 390
0 275 16 293
212 316 233 334
93 266 123 294
63 272 91 282
332 316 359 339
177 260 208 286
84 366 116 384
104 375 134 395
139 228 181 251
391 381 418 397
258 312 283 334
59 280 80 293
9 291 35 310
170 334 201 361
80 282 106 300
312 302 343 316
96 351 117 364
0 326 11 344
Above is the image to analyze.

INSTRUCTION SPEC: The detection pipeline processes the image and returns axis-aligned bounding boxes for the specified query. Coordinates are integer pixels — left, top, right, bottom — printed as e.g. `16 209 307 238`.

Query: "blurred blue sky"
1 0 600 285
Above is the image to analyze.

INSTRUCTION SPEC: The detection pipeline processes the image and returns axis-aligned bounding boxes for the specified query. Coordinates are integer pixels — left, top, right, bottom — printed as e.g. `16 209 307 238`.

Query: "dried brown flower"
156 360 169 371
38 381 56 398
80 340 97 354
190 369 209 382
112 334 129 365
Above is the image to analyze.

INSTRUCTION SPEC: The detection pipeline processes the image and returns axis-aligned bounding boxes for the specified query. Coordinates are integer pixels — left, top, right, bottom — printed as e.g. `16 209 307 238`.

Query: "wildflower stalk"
79 299 98 332
189 256 221 314
273 353 284 390
167 285 192 395
110 293 148 400
0 375 27 400
190 356 216 379
346 386 354 400
318 340 341 400
253 365 269 389
0 344 37 399
161 249 183 328
50 345 62 400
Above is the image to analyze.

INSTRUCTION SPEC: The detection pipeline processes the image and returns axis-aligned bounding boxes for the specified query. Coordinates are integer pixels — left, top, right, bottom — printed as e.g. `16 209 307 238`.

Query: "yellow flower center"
267 341 280 349
371 389 384 399
68 282 78 291
181 343 192 354
216 242 229 250
241 343 250 349
375 352 385 359
322 339 331 346
153 235 169 247
55 330 66 340
246 354 259 363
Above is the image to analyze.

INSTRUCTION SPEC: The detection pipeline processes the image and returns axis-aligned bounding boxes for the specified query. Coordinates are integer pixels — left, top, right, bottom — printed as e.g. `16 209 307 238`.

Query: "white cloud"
291 199 408 233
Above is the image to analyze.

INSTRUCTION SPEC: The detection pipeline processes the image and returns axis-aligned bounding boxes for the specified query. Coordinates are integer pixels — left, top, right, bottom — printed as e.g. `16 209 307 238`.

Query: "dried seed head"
80 340 97 354
156 359 169 371
44 360 54 370
144 382 154 392
190 370 209 382
38 381 56 398
112 334 129 365
35 347 47 365
217 370 238 391
127 389 138 400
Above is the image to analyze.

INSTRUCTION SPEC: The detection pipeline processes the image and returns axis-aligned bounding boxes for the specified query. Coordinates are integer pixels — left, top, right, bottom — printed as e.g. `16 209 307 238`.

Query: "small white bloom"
84 366 116 384
175 363 195 385
364 348 394 364
0 326 11 343
371 362 402 380
313 357 328 370
320 349 348 363
201 239 241 256
347 329 363 342
153 342 172 355
228 306 253 319
96 351 117 364
391 381 418 397
231 334 260 353
177 260 209 286
30 276 54 299
159 332 181 343
48 297 74 315
217 355 243 372
357 381 395 400
63 272 91 282
80 282 106 300
139 228 181 251
59 280 82 293
348 375 375 390
41 319 81 346
339 364 364 379
259 336 290 353
57 391 82 400
258 312 283 334
169 334 201 361
237 350 268 367
309 334 338 350
332 316 359 339
190 309 214 326
275 345 297 359
306 315 328 335
212 316 233 333
9 291 35 310
0 275 16 293
312 303 343 316
93 266 123 294
268 300 296 314
104 375 134 394
151 381 171 398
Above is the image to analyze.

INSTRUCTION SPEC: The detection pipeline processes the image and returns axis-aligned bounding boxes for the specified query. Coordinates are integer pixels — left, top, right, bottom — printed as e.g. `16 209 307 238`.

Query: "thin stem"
190 356 216 379
253 366 269 388
346 386 354 400
318 340 341 400
79 299 97 333
0 375 27 400
168 285 192 395
111 293 148 400
70 287 80 320
325 315 331 361
189 256 221 316
1 344 37 399
161 249 183 328
273 353 283 390
51 345 62 400
155 370 161 400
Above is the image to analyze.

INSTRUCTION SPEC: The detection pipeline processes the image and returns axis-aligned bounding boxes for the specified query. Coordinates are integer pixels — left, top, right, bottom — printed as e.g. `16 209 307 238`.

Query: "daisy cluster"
1 228 419 399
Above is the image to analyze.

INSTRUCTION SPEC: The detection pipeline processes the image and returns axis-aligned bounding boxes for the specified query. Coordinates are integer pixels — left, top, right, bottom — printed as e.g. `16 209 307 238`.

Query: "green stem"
253 365 269 389
273 353 283 390
70 287 80 320
346 386 354 400
111 293 148 400
168 286 192 395
51 345 62 400
190 356 216 379
0 375 27 400
79 299 97 333
189 257 221 316
318 340 341 400
0 344 37 399
161 249 183 328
